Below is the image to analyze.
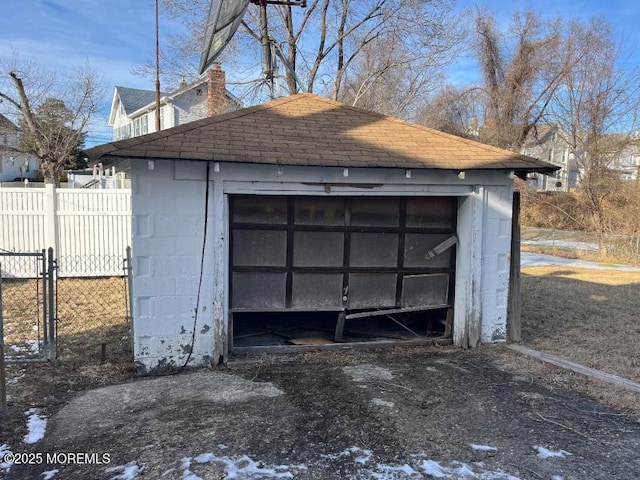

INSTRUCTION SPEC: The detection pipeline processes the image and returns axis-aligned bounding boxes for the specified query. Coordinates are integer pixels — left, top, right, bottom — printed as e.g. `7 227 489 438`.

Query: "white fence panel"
56 189 132 277
0 187 132 277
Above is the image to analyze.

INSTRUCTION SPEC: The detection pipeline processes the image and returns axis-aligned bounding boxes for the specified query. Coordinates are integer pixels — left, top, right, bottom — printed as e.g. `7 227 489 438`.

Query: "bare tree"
416 85 484 137
145 0 462 113
0 58 103 185
548 16 640 237
473 10 569 149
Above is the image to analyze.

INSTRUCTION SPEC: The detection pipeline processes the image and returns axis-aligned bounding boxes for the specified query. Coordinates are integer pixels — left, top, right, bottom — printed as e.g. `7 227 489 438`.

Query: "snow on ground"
522 239 599 251
23 408 47 444
469 444 498 452
372 398 395 408
521 252 640 271
1 444 13 471
41 469 59 479
534 446 572 459
184 452 305 479
105 460 145 480
9 340 40 355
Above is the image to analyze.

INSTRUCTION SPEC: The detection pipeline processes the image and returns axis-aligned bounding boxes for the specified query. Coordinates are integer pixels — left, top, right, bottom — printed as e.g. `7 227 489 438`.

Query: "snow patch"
534 446 572 459
1 444 13 471
372 398 395 408
187 452 305 479
521 252 640 271
343 365 394 382
23 409 47 444
370 463 418 479
41 469 59 479
522 239 599 251
470 444 498 452
105 460 145 480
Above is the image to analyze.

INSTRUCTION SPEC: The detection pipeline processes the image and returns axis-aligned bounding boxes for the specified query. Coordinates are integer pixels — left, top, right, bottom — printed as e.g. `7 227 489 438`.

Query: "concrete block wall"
480 184 514 342
131 160 215 373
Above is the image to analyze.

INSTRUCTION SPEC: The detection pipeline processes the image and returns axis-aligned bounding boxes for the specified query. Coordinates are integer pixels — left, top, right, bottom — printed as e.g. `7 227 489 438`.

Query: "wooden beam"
508 191 522 342
508 345 640 394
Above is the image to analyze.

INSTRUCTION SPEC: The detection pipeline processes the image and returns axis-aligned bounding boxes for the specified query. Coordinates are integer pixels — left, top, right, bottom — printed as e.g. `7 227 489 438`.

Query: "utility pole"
155 0 162 132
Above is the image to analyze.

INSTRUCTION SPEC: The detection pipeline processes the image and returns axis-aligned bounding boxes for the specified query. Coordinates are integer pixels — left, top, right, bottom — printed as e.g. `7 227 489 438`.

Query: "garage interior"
229 195 458 351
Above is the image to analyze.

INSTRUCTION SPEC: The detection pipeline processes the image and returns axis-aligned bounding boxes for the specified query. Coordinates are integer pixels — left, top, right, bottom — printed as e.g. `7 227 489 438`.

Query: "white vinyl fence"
0 186 131 277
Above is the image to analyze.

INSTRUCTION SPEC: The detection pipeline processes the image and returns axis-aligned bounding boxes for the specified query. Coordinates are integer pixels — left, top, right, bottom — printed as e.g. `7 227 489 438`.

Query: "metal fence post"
47 248 56 363
41 250 48 358
1 261 7 411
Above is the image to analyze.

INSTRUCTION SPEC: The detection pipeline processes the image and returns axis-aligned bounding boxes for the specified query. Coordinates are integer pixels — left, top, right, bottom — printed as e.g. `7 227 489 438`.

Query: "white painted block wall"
131 160 216 373
480 185 514 342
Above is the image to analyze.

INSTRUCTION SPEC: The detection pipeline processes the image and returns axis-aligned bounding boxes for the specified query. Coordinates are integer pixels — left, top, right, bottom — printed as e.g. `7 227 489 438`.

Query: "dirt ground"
4 346 640 480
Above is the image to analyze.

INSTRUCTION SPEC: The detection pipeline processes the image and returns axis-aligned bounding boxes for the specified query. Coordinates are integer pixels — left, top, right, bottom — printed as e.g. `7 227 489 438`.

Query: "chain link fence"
522 227 640 265
0 253 48 362
1 249 132 367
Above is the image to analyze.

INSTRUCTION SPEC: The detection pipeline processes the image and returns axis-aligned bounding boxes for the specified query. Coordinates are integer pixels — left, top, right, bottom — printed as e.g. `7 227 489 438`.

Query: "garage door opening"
229 195 457 352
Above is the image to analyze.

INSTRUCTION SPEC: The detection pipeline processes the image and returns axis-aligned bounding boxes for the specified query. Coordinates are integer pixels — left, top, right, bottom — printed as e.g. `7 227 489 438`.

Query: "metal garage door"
230 196 456 313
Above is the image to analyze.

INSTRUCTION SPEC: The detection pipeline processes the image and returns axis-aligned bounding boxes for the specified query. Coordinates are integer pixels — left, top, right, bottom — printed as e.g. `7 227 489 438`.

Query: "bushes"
520 180 640 235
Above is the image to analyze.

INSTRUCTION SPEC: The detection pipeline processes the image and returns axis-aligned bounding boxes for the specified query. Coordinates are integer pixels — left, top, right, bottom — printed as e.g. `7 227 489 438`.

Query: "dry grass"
2 277 131 364
520 266 640 383
486 265 640 418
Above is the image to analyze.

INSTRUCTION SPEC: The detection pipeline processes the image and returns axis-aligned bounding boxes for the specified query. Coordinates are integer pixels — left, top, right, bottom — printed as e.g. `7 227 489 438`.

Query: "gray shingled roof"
88 93 558 174
116 87 164 115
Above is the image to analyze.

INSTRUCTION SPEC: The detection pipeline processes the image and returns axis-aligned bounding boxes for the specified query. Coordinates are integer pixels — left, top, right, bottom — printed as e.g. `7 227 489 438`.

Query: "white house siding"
173 88 208 126
130 160 515 373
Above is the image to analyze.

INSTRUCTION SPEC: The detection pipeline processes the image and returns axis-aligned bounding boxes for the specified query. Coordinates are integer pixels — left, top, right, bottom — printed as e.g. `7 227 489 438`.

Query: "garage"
86 92 556 373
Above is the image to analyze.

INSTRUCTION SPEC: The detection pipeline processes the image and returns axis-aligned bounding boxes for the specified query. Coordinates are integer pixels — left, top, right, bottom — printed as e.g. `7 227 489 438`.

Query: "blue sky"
1 0 639 146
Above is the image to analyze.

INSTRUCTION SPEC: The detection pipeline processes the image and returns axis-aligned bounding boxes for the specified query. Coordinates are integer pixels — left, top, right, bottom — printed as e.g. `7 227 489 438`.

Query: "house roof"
88 93 557 173
115 87 164 115
0 113 18 132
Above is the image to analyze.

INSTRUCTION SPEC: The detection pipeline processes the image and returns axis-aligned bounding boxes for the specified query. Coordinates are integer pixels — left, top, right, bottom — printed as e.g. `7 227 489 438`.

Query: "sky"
1 0 640 146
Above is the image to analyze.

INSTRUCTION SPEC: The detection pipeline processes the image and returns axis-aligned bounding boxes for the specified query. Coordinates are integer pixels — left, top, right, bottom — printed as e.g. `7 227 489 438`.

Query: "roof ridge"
318 95 531 161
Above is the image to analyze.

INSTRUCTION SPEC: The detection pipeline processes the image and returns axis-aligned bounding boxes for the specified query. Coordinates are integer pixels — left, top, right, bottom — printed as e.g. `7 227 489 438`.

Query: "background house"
108 66 240 141
0 113 39 182
88 93 556 374
521 125 579 192
522 124 640 190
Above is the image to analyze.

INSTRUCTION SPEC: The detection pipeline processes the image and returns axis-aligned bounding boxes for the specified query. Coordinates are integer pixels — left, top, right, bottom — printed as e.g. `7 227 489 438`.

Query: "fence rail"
0 186 131 277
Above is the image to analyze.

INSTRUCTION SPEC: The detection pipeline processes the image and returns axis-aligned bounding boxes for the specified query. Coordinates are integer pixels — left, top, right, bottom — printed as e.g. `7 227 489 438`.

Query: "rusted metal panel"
401 273 449 307
348 273 397 309
291 273 343 308
406 197 455 228
232 272 287 309
294 196 345 225
233 230 287 266
351 197 400 226
293 231 343 267
404 233 452 268
350 233 398 267
232 195 287 224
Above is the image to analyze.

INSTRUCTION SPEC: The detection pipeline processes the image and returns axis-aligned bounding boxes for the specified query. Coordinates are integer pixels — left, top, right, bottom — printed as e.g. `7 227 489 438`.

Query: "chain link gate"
0 249 57 364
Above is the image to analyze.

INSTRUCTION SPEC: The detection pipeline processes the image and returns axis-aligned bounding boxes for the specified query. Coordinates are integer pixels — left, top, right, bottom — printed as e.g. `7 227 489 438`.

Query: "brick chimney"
207 65 226 116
